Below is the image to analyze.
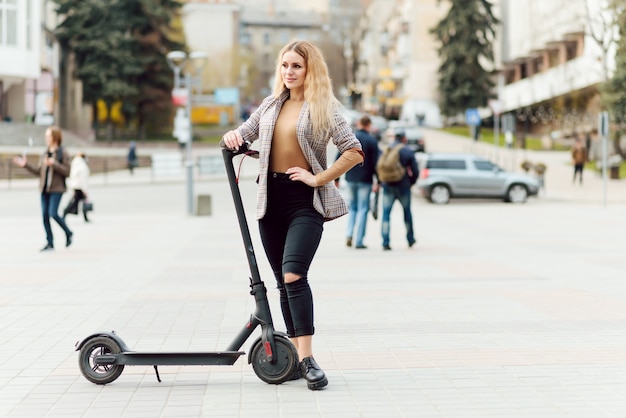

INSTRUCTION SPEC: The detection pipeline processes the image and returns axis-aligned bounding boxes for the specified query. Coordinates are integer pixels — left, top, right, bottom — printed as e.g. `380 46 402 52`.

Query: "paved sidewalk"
1 133 626 417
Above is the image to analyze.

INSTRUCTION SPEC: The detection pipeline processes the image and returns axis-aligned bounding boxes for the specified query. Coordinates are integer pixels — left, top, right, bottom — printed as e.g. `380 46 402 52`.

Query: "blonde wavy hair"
272 40 340 138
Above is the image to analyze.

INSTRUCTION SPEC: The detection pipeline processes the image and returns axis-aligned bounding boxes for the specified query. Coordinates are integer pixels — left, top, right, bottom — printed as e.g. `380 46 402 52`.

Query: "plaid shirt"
237 90 362 221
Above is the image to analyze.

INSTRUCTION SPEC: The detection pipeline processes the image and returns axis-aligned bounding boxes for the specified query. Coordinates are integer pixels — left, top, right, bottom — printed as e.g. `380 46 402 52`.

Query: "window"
279 30 288 44
427 159 466 169
263 32 270 45
239 26 251 46
529 57 542 74
565 41 578 61
0 0 18 46
473 160 496 171
548 49 559 67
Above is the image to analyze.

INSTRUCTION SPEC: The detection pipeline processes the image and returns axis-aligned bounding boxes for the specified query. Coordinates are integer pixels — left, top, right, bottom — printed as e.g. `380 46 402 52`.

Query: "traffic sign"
215 87 239 104
465 108 481 126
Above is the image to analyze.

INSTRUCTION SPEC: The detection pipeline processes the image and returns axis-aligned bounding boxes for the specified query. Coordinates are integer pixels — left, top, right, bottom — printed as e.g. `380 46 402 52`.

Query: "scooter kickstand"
153 365 162 383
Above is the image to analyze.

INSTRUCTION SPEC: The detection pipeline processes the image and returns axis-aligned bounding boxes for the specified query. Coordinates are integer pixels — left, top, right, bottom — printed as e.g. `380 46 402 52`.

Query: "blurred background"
0 0 625 169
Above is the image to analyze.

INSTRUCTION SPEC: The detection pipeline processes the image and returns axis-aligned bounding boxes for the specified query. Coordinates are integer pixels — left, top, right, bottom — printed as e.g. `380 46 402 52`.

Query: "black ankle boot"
300 356 328 390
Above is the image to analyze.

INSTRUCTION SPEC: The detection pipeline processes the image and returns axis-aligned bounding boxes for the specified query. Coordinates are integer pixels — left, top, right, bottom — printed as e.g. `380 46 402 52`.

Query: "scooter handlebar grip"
220 139 253 156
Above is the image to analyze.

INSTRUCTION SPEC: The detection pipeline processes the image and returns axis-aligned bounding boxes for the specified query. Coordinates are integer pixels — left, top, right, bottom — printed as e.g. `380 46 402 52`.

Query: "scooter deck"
109 351 245 366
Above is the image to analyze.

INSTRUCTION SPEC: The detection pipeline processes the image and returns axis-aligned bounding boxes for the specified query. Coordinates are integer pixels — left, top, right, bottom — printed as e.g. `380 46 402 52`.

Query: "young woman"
222 40 364 390
13 126 74 251
63 151 91 222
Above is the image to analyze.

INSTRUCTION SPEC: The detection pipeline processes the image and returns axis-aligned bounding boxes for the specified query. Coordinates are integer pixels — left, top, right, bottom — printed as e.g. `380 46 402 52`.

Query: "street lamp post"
166 50 207 215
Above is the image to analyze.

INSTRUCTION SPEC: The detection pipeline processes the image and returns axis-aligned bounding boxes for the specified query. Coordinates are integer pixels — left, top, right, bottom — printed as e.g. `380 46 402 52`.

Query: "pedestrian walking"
128 141 138 174
338 115 380 249
221 39 364 390
571 135 587 184
12 126 74 251
377 131 419 250
63 151 91 222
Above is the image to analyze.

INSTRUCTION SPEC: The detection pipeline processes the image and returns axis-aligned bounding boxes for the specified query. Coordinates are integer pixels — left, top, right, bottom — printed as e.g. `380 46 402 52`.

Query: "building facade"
180 0 241 93
355 0 613 135
180 0 360 117
497 0 612 137
3 0 613 140
0 0 41 122
354 0 446 126
0 0 92 140
239 4 326 101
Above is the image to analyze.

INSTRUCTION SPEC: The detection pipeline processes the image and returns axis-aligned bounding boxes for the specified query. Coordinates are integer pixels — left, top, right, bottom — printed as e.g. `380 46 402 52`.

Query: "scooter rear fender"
75 330 132 352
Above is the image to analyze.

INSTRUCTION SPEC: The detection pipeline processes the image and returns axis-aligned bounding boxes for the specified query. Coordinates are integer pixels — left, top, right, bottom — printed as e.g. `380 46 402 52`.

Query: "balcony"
500 56 603 112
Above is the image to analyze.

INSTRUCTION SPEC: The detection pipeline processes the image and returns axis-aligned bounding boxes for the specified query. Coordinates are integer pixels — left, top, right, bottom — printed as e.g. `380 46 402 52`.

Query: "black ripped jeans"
259 172 324 337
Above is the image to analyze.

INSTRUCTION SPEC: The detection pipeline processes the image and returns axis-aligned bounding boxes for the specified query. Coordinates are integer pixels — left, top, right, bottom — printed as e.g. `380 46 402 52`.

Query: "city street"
1 132 626 417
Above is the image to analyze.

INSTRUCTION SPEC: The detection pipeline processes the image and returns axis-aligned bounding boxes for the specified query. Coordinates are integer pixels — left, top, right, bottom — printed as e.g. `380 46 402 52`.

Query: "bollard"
196 194 212 216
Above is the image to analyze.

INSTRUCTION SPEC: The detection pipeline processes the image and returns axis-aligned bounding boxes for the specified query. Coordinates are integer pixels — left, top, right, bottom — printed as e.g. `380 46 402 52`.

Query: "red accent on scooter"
264 341 273 357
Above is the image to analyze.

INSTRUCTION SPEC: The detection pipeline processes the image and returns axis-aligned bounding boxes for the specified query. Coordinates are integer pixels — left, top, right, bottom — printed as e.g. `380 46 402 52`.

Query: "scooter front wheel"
78 336 125 384
250 336 298 384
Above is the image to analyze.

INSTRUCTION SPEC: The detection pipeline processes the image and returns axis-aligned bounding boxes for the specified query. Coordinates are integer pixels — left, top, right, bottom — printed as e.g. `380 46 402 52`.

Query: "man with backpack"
376 131 419 250
338 115 380 249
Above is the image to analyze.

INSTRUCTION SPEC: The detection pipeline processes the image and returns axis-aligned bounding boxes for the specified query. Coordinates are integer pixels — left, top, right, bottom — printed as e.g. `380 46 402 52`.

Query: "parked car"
385 121 425 152
404 127 426 153
416 153 540 204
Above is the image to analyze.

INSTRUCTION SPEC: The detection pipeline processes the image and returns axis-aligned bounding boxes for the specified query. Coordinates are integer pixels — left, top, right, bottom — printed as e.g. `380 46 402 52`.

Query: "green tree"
600 1 626 158
54 0 142 140
119 0 185 139
54 0 185 140
430 0 499 119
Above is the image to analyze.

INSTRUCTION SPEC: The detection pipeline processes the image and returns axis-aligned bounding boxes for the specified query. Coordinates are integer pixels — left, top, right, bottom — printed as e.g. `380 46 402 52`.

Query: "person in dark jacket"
379 131 419 250
338 115 380 249
127 141 138 174
12 126 74 251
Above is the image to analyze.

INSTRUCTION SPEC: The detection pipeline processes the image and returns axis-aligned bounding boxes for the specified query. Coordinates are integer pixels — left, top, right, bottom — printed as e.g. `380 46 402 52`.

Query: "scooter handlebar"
219 139 259 159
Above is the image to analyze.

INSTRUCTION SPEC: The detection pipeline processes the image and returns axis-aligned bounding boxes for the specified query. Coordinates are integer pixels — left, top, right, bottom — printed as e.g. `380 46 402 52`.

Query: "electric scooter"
75 143 299 385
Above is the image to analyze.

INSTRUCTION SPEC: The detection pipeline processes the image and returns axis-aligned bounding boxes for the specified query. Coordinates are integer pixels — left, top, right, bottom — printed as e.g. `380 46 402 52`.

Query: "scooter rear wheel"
250 336 298 384
78 336 125 384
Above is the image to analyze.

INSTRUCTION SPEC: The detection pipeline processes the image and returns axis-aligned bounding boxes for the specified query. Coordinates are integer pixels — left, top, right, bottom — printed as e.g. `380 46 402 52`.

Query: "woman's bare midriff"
270 100 310 173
